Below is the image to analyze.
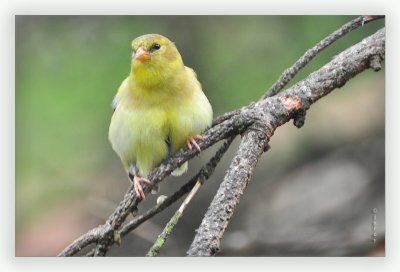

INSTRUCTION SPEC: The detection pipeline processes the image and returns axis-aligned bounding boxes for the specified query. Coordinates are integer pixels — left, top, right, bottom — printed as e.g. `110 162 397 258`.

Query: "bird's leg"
128 166 152 199
186 134 204 153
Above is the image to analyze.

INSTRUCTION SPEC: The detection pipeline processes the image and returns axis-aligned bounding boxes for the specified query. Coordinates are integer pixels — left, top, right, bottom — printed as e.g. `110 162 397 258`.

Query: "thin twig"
146 180 203 257
261 15 383 99
213 16 384 127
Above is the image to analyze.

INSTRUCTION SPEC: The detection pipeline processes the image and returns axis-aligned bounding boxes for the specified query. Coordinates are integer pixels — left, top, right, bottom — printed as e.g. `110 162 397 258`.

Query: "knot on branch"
293 109 307 128
369 55 382 71
279 95 307 128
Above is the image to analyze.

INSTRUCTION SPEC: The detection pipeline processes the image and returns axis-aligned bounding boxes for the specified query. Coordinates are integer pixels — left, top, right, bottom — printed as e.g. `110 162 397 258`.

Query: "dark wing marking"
165 135 172 155
112 95 119 113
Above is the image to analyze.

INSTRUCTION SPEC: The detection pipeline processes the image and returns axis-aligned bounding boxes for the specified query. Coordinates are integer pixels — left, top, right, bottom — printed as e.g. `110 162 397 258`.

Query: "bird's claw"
186 135 204 153
133 176 152 199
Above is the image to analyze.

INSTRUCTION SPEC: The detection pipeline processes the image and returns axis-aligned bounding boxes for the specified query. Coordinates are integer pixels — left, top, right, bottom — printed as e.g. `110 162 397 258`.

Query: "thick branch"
58 225 107 257
187 27 385 256
187 125 269 256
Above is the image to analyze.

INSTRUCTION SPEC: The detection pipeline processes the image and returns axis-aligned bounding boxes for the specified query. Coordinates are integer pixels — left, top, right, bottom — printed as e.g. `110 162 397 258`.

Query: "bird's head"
130 34 184 88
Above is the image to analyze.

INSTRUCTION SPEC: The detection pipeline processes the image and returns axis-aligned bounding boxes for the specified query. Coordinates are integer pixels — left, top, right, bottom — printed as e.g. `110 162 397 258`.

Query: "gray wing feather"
112 96 119 112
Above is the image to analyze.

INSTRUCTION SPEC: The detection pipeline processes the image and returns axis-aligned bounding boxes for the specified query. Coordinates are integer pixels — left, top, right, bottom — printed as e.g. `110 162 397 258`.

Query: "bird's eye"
151 43 161 51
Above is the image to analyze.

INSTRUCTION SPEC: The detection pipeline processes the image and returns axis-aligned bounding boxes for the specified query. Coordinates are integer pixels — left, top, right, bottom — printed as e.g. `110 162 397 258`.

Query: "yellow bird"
109 34 213 199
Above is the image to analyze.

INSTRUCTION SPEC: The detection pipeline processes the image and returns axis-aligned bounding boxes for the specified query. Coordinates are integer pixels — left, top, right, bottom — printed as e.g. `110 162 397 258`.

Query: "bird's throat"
131 61 185 90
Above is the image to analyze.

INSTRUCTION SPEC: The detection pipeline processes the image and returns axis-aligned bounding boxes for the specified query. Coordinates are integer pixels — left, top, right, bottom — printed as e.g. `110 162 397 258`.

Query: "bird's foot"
133 175 152 199
186 135 204 153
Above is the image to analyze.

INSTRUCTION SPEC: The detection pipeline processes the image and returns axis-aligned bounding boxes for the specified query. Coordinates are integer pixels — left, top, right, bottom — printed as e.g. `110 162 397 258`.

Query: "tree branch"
84 137 234 257
59 16 384 257
187 27 385 256
262 15 384 99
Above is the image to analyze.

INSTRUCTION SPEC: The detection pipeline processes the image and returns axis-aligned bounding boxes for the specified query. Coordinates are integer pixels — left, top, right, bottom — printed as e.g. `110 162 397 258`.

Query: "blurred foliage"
15 16 384 240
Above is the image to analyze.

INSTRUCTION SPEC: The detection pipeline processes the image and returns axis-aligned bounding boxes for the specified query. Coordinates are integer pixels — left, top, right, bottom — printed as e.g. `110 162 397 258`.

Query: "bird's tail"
152 162 187 194
151 184 159 194
171 161 188 176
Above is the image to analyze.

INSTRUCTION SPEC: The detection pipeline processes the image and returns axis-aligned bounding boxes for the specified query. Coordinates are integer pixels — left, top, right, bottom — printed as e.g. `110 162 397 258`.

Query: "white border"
3 0 399 272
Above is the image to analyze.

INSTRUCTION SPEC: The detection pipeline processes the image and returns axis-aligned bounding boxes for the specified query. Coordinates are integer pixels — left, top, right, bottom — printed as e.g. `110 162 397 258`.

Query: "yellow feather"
109 34 212 184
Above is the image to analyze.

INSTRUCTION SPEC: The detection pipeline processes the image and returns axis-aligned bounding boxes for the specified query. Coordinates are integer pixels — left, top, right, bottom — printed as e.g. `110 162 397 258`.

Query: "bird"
108 34 213 199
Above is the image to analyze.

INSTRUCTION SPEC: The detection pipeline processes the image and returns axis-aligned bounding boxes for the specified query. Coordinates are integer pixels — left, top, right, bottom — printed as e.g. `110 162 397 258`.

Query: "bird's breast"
109 105 169 168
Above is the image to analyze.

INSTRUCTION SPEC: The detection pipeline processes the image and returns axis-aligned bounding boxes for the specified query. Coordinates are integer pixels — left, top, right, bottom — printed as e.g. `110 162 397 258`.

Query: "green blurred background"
15 16 385 256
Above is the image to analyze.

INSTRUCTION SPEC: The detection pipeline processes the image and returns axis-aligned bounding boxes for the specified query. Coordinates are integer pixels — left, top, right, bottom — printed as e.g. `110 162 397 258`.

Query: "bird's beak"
134 47 150 62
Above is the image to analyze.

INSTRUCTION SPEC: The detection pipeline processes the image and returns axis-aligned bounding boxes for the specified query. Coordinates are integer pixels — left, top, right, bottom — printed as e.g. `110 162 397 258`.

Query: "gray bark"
187 27 385 256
